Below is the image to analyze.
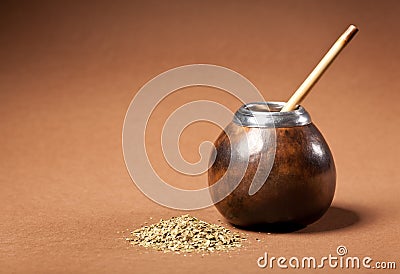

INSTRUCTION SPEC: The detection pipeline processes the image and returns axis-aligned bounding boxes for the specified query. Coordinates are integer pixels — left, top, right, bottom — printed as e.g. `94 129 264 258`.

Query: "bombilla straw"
281 25 359 112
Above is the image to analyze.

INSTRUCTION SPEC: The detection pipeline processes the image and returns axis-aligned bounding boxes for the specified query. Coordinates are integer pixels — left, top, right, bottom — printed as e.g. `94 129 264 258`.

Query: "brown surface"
1 0 399 273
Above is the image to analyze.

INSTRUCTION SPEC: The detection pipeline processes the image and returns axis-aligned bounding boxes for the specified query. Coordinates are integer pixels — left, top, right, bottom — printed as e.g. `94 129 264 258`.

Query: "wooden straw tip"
343 25 359 42
349 24 358 30
349 25 359 34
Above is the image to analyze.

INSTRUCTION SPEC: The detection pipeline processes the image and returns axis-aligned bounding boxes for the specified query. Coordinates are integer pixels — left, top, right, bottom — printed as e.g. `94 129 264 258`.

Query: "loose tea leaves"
126 214 244 252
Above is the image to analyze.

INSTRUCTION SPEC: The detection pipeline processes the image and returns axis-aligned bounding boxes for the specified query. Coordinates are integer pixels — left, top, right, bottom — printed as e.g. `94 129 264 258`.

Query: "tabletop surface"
1 1 399 273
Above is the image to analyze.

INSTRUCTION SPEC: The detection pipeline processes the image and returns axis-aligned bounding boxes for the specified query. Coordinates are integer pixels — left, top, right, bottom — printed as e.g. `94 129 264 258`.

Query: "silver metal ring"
232 101 312 128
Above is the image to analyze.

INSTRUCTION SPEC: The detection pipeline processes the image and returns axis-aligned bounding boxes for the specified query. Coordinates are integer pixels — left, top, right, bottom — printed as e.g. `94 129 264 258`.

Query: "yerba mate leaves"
126 215 245 253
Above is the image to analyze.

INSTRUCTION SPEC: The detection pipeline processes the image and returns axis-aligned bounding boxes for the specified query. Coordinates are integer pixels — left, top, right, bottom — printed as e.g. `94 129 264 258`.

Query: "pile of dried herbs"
126 214 244 253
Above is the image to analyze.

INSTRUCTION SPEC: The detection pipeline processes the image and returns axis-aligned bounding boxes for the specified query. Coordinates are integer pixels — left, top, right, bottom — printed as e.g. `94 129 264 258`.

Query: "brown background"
1 0 399 273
